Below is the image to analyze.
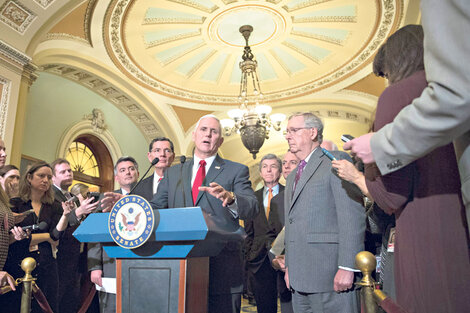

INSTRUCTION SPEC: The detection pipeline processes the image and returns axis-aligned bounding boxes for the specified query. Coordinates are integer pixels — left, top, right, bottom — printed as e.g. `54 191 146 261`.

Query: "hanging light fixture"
220 25 285 159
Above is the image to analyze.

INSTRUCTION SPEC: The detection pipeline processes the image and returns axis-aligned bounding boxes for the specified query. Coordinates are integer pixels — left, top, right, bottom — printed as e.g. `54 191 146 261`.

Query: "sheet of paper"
95 277 116 294
269 227 285 256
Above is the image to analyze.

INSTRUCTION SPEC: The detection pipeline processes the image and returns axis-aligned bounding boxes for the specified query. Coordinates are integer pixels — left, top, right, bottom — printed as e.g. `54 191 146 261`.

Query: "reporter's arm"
331 160 372 199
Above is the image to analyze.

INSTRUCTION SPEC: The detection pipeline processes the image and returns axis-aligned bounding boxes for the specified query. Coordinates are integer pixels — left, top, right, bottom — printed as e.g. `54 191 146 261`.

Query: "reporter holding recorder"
1 161 73 313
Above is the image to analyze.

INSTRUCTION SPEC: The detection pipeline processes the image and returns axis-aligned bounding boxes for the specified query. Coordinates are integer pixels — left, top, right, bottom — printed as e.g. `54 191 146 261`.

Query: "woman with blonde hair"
70 183 90 202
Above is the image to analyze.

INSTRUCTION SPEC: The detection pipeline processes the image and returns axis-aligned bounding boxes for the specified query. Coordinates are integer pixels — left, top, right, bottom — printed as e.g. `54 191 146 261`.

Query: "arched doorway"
66 134 113 192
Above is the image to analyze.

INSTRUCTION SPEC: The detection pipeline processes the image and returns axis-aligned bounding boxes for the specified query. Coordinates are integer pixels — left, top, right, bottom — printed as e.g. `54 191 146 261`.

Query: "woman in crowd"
333 25 470 312
70 182 91 204
0 165 20 199
0 179 17 292
2 161 72 312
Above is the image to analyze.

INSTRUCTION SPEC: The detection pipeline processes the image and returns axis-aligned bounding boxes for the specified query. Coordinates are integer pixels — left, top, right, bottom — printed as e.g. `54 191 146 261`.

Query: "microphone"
18 221 48 232
129 157 159 195
180 156 187 207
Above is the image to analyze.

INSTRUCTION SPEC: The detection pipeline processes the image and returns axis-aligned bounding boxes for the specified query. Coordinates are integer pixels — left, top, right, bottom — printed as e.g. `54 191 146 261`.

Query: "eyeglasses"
283 127 312 135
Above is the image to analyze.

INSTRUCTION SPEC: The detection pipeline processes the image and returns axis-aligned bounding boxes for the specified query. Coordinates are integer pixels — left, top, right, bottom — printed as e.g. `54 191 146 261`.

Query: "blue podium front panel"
74 207 207 243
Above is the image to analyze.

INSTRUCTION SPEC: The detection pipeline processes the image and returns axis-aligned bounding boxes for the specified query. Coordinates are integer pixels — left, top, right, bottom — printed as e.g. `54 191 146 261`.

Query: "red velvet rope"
32 283 53 313
379 297 408 313
77 285 97 313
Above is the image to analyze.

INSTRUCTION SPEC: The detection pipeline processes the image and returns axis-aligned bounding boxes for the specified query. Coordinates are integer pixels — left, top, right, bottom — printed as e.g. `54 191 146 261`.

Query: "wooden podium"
74 206 243 313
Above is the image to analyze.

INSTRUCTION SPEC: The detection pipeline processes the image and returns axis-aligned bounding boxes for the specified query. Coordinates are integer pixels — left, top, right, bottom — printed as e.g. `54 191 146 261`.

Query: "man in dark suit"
284 113 365 313
88 156 140 313
269 150 298 313
132 137 175 200
151 115 259 313
245 153 284 313
51 158 99 313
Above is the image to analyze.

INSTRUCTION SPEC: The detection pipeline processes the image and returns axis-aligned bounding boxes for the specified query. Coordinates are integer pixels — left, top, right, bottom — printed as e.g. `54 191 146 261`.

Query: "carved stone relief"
84 108 107 134
0 0 36 34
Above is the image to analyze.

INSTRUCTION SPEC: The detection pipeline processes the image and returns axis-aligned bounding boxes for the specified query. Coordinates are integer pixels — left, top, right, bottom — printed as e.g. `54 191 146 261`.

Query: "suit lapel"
53 185 67 202
183 158 194 206
289 148 324 212
195 154 224 205
147 174 154 199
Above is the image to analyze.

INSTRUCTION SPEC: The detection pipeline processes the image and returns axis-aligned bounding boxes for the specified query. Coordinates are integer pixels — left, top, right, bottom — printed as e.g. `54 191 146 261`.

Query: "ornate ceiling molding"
0 75 11 138
33 0 55 9
103 0 403 105
0 0 37 34
0 39 38 85
45 32 90 44
40 63 163 140
0 38 32 66
83 0 98 46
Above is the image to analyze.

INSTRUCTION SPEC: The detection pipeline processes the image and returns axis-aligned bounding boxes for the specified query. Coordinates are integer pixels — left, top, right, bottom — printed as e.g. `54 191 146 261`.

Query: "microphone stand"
129 157 159 195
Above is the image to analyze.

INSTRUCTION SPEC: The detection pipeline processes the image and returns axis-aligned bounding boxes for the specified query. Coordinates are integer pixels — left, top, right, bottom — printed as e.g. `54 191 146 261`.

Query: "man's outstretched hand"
199 182 235 207
100 192 124 212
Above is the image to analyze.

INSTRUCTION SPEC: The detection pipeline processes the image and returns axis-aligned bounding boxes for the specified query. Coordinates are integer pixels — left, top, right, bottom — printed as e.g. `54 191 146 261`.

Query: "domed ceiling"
0 0 419 170
105 0 402 104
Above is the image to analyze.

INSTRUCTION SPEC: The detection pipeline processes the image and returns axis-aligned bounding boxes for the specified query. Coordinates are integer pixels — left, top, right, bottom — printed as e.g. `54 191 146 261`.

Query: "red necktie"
192 160 206 204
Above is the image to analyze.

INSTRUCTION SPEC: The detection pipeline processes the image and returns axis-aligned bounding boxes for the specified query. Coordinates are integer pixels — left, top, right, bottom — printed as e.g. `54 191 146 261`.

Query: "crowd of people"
1 9 470 313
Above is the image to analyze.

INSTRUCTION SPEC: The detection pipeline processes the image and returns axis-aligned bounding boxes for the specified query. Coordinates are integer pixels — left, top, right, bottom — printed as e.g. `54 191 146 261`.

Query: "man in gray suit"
88 156 140 313
343 0 470 230
284 112 365 313
152 115 259 313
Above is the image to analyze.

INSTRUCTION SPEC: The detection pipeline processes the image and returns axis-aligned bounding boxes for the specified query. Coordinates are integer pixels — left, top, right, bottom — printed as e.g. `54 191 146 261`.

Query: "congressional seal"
108 195 155 249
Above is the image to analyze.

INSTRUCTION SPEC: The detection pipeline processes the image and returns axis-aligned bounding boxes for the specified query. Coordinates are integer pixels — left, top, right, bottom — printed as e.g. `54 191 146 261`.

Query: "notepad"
95 277 116 294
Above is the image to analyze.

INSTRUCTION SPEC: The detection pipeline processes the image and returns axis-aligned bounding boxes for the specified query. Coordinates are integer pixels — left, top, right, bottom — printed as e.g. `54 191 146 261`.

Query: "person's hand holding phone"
75 197 99 219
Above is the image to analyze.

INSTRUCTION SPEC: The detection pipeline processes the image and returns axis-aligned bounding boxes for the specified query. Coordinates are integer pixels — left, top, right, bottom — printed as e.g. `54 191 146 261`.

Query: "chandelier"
220 25 285 159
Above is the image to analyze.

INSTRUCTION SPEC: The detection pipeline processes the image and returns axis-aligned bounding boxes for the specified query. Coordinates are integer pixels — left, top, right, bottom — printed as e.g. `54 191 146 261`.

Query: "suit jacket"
284 148 365 293
87 189 122 279
132 174 155 201
245 185 284 273
370 0 470 229
151 154 258 295
270 191 285 226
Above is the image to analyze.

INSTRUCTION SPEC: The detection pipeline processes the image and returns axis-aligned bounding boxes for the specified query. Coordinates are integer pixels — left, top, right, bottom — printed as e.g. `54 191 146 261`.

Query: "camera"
89 192 101 203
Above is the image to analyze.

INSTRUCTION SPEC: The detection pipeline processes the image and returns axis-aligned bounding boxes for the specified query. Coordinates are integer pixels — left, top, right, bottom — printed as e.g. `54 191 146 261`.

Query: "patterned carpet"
241 297 281 313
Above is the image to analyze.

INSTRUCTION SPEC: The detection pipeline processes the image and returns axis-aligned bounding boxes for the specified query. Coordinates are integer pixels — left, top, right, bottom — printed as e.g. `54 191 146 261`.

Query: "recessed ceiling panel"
105 0 403 104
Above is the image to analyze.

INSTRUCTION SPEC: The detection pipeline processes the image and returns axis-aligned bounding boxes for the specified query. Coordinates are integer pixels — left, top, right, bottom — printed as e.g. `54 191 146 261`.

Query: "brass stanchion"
19 257 37 313
355 251 379 313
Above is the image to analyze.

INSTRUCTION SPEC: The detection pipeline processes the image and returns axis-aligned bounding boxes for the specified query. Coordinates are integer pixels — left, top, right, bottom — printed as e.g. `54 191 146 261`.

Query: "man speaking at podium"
152 115 259 313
